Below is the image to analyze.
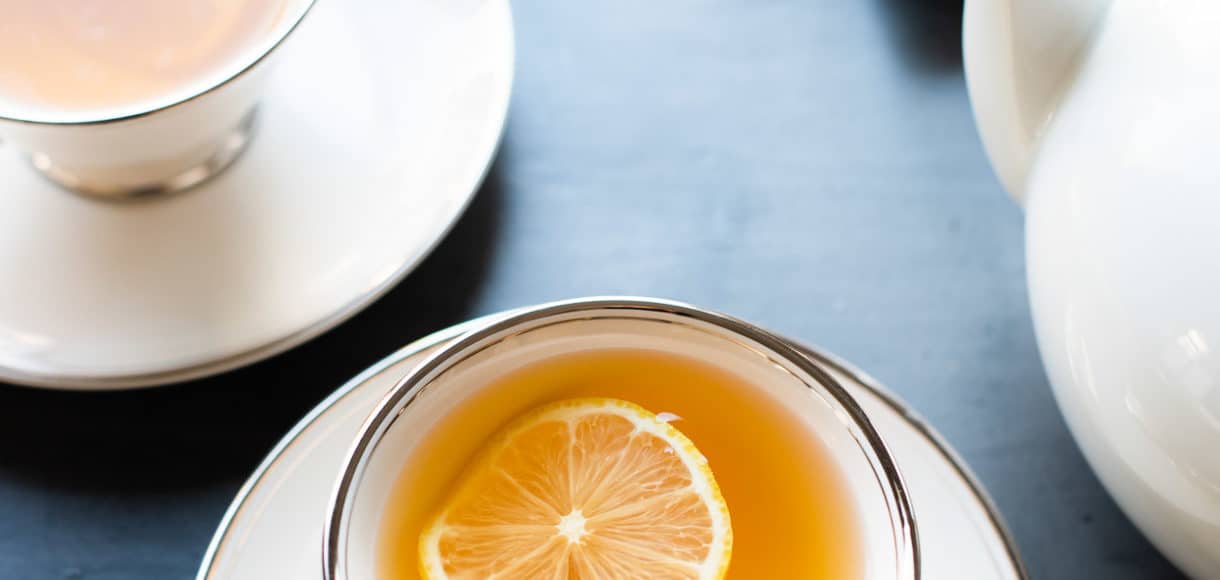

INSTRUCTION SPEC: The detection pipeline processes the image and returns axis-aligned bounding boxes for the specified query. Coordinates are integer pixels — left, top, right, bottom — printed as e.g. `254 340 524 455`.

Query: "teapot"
964 1 1220 577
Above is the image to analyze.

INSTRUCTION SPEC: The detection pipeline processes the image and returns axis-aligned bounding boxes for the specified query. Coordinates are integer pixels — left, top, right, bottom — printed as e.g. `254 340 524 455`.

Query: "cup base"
30 108 259 201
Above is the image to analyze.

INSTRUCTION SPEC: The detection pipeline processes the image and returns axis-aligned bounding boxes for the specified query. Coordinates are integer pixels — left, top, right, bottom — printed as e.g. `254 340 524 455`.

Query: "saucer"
197 313 1027 579
0 0 513 389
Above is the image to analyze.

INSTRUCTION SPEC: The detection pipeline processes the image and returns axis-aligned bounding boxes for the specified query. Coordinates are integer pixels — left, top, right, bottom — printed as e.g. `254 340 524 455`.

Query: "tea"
0 0 290 114
378 348 861 578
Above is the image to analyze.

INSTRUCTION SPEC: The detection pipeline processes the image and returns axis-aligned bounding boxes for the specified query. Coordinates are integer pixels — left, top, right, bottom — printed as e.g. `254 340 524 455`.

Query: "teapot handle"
963 0 1110 203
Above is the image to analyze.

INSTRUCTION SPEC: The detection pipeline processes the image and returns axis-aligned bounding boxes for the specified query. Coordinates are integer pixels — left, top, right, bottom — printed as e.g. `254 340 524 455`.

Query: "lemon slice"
419 397 733 579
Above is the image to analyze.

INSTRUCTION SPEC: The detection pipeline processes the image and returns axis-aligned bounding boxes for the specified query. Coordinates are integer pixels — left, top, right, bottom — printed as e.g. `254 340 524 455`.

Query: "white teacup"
324 298 920 579
0 0 315 199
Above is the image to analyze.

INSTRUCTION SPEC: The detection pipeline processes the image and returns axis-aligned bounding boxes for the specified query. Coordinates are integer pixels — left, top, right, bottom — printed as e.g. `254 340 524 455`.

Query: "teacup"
0 0 316 199
325 298 919 579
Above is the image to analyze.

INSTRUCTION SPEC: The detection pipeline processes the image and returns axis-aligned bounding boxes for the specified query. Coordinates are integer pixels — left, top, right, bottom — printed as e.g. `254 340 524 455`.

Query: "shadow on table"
0 155 507 496
876 0 964 74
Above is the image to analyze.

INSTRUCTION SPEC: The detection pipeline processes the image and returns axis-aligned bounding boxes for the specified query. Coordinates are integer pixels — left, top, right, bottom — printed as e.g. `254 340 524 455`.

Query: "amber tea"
377 347 862 579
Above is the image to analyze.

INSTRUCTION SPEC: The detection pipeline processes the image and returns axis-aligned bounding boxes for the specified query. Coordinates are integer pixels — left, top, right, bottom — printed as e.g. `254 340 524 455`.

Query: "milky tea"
378 348 863 578
0 0 290 114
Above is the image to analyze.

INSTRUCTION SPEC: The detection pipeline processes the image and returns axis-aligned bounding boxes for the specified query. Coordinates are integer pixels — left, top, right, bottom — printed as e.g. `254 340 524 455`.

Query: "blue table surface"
0 1 1189 578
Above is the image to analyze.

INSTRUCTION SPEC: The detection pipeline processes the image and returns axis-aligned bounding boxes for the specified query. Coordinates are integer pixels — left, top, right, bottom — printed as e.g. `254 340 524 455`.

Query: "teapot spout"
963 0 1109 201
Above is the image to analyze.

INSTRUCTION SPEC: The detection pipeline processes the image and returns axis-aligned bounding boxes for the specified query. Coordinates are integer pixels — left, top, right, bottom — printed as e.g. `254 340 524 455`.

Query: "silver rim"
0 0 317 125
0 1 515 391
322 297 920 580
791 344 1030 580
31 107 260 199
196 305 1027 580
194 320 489 579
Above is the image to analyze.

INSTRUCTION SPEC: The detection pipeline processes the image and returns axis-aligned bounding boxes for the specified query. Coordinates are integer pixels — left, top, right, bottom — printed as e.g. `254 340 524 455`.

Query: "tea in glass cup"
327 299 918 579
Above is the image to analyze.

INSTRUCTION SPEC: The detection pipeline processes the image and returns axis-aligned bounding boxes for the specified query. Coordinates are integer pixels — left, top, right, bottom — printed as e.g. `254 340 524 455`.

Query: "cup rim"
0 0 318 126
322 296 921 579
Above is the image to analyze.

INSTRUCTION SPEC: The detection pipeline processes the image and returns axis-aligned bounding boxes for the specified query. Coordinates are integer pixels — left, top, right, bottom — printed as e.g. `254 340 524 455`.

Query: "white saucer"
0 0 514 389
197 314 1027 579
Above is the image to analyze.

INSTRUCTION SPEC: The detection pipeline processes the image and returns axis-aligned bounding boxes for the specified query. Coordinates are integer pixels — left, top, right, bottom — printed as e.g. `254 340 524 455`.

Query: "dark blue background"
0 1 1187 578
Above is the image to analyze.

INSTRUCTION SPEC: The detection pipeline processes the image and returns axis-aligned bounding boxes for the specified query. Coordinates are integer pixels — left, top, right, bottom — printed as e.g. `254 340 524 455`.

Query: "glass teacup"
326 298 921 579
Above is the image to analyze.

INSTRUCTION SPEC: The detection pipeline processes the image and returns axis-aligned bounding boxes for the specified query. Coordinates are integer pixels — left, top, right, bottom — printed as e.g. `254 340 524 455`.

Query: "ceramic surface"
0 0 316 196
965 2 1220 577
197 315 1026 580
0 0 514 389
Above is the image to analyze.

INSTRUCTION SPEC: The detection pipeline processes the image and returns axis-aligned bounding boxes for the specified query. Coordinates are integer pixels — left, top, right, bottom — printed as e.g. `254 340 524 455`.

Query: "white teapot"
965 1 1220 578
